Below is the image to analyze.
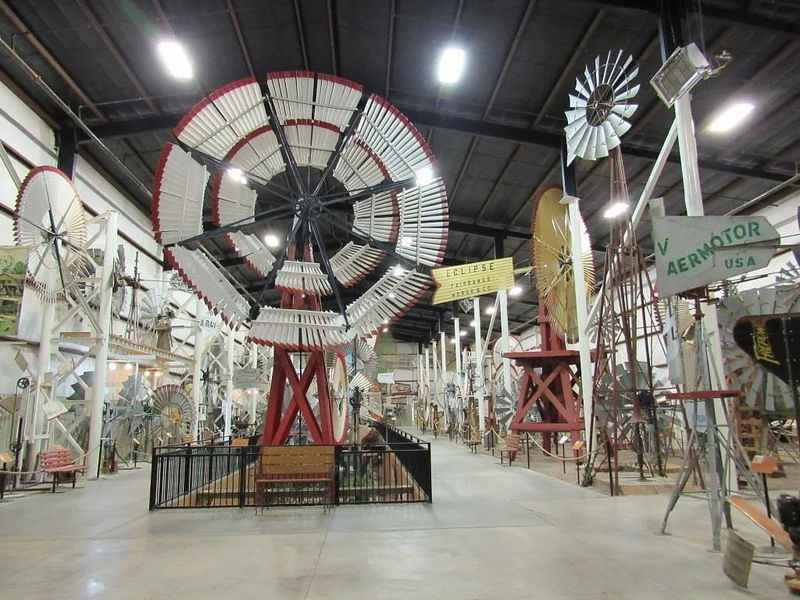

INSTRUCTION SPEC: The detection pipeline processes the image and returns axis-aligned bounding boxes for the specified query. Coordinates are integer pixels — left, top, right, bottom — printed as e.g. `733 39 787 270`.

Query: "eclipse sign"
652 216 778 297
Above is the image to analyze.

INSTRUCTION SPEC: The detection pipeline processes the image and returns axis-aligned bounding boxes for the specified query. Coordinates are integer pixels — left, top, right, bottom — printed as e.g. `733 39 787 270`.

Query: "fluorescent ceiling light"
509 285 522 297
437 46 466 84
470 319 476 327
603 201 629 219
227 167 247 184
109 363 117 371
451 338 458 345
263 233 280 248
415 166 435 186
157 40 193 80
459 330 466 337
485 306 495 315
707 102 755 133
382 327 389 333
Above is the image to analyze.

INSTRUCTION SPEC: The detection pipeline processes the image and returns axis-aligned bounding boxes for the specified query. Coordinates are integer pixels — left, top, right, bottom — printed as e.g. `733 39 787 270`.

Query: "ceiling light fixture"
459 330 466 337
485 306 495 315
509 285 522 297
603 201 630 220
263 233 280 248
392 265 405 277
414 166 435 186
157 40 193 80
437 46 466 84
470 319 476 327
227 167 247 184
382 326 389 333
707 102 755 133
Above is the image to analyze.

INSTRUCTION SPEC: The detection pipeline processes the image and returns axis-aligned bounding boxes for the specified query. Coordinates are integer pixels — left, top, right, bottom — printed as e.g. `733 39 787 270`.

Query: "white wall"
0 78 165 395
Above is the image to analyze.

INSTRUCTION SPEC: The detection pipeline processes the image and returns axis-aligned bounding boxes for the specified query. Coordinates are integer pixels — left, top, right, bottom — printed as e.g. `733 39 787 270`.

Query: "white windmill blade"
568 94 587 108
211 172 256 227
166 247 250 325
353 190 400 243
222 126 285 183
353 94 434 182
152 143 207 245
330 242 386 287
249 307 347 351
333 139 390 193
346 269 432 337
564 50 639 164
173 77 268 159
396 177 449 267
225 231 276 278
14 166 90 302
275 260 333 296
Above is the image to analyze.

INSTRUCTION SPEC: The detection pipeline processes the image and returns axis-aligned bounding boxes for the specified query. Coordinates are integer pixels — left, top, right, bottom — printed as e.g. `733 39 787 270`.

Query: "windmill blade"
249 307 347 351
330 242 386 287
152 143 208 245
564 51 639 163
275 260 333 296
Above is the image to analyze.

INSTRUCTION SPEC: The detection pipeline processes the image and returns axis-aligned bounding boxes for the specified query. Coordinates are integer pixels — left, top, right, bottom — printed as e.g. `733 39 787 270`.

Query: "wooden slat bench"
500 432 521 466
466 429 481 454
256 446 335 509
40 446 85 492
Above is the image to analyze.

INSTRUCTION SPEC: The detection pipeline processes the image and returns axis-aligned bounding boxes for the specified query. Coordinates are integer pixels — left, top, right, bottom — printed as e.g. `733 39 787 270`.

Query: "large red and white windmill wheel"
150 72 449 443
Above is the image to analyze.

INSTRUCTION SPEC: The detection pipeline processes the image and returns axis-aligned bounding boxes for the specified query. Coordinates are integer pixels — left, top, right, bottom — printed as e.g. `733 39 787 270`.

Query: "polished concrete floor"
0 432 788 599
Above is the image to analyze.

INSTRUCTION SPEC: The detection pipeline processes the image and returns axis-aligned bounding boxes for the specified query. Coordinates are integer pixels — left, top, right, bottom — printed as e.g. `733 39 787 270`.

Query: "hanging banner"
0 246 29 336
431 257 514 304
652 216 779 296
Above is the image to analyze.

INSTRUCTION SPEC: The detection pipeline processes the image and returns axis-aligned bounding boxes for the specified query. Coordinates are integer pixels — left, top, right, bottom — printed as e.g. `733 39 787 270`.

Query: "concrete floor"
0 432 789 599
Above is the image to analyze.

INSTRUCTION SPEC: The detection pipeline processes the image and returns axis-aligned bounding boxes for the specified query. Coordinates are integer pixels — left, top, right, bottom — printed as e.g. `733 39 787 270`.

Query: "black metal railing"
372 420 433 502
149 437 432 510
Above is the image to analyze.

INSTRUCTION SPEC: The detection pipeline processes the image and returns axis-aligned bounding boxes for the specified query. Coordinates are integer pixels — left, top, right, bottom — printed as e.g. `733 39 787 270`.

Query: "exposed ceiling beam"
292 0 310 70
534 9 605 128
384 0 396 98
327 0 338 74
75 0 158 115
227 0 256 78
580 0 800 36
0 0 104 121
81 108 792 182
447 0 535 213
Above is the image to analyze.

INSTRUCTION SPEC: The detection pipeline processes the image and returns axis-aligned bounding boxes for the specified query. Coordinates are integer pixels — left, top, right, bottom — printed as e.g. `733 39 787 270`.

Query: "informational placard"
431 257 514 304
652 216 778 297
0 246 29 336
233 367 261 389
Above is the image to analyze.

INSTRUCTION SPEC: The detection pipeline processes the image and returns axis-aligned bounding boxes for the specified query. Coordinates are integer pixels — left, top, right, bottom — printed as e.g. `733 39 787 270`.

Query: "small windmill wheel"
532 187 595 344
14 167 91 302
565 50 639 163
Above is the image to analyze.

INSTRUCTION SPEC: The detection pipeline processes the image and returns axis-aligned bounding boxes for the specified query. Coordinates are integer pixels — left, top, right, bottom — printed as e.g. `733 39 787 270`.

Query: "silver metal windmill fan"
565 50 640 164
149 384 195 445
14 166 92 302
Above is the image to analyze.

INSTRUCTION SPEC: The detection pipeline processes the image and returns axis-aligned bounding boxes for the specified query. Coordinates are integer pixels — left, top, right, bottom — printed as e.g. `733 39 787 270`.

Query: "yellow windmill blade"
531 187 595 343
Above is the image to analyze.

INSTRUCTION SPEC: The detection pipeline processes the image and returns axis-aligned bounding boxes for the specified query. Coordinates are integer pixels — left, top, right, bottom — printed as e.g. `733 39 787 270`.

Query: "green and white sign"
652 216 779 297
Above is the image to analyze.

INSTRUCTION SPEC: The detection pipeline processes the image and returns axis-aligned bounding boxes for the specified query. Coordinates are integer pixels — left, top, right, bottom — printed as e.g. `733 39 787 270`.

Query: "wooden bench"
255 446 336 509
40 446 85 492
729 495 792 552
500 432 521 466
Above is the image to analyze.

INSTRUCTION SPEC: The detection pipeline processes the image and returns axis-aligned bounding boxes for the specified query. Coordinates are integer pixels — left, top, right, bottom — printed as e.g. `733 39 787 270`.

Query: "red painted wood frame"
259 243 337 445
506 306 585 451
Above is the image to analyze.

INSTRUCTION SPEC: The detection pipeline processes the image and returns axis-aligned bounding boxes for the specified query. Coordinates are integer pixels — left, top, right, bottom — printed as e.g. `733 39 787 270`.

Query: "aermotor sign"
652 216 779 297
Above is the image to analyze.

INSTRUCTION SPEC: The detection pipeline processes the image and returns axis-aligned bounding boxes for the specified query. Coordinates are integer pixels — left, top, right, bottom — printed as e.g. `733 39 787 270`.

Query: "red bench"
40 446 85 492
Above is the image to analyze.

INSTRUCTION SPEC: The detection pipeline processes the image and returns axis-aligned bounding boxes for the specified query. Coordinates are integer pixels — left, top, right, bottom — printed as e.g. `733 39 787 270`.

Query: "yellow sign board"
431 257 514 305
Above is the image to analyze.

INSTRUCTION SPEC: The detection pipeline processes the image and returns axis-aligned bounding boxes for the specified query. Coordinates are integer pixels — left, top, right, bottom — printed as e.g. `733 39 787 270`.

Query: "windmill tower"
150 72 449 446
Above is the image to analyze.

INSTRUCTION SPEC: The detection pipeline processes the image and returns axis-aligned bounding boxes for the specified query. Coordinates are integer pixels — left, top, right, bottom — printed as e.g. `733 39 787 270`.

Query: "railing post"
238 447 247 508
334 446 341 506
183 444 192 496
425 442 433 502
149 445 158 510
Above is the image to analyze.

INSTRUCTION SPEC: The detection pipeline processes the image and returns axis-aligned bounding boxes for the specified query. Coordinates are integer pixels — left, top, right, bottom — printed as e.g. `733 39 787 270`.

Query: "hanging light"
459 330 467 337
414 166 435 186
603 201 629 219
264 233 280 248
437 46 466 84
470 319 476 327
707 102 755 133
157 40 193 80
485 306 495 315
226 167 247 184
